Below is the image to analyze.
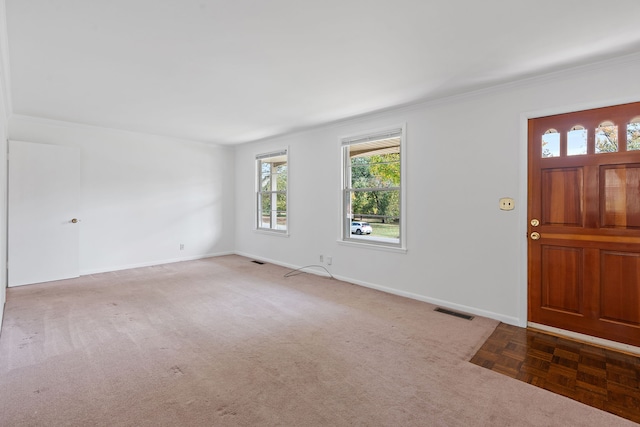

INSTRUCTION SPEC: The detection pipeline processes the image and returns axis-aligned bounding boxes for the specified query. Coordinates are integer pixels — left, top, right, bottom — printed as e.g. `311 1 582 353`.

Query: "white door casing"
8 140 80 287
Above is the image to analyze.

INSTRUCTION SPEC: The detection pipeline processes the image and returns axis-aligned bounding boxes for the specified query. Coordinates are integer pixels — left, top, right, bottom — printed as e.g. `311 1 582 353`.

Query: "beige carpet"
0 255 634 426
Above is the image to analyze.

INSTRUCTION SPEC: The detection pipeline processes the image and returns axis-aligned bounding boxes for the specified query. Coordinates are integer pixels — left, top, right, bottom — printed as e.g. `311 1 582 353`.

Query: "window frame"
340 125 407 252
255 148 288 235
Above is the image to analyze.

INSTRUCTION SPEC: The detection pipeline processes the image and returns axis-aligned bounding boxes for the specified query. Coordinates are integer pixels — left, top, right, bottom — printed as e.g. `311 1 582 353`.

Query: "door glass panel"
628 118 640 151
595 121 618 153
542 129 560 158
567 126 587 156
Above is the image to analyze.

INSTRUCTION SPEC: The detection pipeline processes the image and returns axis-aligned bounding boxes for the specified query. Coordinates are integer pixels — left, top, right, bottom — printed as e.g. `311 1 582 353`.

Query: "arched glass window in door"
627 117 640 151
541 128 559 158
595 121 618 153
567 125 587 156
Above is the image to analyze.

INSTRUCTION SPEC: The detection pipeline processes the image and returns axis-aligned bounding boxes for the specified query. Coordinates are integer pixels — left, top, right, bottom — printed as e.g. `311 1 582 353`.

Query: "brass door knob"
530 232 541 240
71 218 78 224
530 219 540 227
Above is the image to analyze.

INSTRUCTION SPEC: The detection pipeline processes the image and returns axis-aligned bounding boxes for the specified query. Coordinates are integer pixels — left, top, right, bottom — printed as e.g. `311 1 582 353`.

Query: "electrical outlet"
180 243 185 250
319 254 323 263
326 256 332 265
499 197 515 211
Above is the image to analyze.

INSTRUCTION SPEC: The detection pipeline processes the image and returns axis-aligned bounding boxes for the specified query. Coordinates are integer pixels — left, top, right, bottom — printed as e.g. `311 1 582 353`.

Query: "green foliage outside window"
350 153 400 223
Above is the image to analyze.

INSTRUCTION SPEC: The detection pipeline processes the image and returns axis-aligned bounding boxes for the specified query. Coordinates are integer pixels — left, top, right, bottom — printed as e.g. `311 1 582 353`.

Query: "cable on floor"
284 265 335 279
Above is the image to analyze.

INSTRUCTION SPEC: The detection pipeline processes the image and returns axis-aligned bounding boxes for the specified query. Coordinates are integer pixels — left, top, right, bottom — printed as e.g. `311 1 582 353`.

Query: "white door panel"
8 141 80 287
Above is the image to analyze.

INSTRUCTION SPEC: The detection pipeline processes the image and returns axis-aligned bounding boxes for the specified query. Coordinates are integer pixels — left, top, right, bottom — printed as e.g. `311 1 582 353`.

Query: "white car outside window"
351 221 372 235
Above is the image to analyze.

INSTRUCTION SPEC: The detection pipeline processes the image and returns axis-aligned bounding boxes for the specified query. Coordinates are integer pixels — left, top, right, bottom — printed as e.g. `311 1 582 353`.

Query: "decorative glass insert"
595 121 618 153
627 117 640 151
542 129 560 158
567 125 587 156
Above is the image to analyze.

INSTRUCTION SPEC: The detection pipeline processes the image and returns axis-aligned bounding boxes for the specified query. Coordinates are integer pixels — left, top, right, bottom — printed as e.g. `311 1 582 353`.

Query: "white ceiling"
4 1 640 145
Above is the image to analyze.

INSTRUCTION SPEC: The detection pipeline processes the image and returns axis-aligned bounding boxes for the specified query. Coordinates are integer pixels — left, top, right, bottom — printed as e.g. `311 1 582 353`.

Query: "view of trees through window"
542 119 640 157
595 121 640 152
257 150 287 232
345 134 401 244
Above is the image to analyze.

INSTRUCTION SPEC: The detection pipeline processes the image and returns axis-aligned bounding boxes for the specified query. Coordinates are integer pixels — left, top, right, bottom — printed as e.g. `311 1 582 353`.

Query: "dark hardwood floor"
470 323 640 424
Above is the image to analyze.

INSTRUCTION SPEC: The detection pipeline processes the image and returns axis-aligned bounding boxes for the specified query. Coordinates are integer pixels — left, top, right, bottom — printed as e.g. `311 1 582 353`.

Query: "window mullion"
350 187 401 192
270 162 277 229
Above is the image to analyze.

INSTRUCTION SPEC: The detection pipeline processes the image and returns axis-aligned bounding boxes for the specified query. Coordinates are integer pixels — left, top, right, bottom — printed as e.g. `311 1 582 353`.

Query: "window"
595 121 618 153
541 128 559 157
256 149 287 233
628 117 640 151
567 125 587 156
342 127 405 248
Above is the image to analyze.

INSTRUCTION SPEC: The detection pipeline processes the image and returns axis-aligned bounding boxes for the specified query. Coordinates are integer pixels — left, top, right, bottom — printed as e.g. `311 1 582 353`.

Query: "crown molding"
416 51 640 109
240 51 640 146
8 114 228 148
6 39 640 149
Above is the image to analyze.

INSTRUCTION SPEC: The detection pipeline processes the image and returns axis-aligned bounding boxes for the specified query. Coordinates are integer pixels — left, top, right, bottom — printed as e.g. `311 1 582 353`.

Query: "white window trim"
340 124 407 251
255 228 290 238
255 147 289 235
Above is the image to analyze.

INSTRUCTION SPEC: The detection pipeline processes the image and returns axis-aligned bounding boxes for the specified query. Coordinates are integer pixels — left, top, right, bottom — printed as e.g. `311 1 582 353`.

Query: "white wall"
235 54 640 326
8 117 235 275
0 0 9 327
3 53 640 329
0 85 7 326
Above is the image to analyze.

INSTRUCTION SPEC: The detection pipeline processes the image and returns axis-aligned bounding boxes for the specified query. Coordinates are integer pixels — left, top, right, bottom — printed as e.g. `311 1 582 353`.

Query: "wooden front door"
528 102 640 347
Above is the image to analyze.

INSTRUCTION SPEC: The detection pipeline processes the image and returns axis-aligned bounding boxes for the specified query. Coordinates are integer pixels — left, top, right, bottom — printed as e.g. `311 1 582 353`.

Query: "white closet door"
8 140 80 287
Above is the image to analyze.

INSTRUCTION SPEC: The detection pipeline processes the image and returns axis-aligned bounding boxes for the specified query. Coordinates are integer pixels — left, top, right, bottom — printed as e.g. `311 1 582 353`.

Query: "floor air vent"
435 307 474 320
251 260 265 265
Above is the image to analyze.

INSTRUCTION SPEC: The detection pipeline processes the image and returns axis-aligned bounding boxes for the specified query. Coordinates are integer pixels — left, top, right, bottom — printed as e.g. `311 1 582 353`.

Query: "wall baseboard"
79 250 520 327
79 251 235 276
234 251 334 277
331 273 520 326
234 251 520 326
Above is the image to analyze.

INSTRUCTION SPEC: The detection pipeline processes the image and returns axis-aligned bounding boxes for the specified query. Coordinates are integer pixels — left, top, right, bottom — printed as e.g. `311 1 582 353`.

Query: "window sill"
337 239 407 254
254 229 290 238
